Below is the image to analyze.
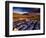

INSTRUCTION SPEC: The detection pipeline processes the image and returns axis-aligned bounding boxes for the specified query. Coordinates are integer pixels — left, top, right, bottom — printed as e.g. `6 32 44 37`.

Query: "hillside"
13 13 40 22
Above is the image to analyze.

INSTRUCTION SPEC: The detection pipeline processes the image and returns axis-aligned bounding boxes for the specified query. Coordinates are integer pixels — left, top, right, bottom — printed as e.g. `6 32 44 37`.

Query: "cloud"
13 11 28 14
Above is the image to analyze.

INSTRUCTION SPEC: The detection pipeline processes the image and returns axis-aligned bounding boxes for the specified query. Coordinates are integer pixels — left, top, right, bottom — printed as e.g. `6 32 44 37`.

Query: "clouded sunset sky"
13 7 40 14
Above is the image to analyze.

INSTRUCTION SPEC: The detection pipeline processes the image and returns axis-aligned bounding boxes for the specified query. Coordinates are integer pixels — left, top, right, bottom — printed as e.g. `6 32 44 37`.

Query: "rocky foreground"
13 20 40 31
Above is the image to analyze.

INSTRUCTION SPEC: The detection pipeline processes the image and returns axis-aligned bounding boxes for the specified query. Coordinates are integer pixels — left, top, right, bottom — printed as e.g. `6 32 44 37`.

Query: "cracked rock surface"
13 20 40 31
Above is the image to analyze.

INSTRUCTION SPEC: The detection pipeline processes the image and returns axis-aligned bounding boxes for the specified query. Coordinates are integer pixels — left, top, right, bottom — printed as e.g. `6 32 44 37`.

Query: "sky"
13 7 40 14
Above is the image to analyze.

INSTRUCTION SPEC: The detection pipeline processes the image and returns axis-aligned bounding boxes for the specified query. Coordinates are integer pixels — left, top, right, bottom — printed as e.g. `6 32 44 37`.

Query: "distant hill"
13 12 40 18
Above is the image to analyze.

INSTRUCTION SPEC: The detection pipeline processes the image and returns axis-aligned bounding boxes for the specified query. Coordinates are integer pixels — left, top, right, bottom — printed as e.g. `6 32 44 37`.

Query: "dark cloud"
13 7 40 13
